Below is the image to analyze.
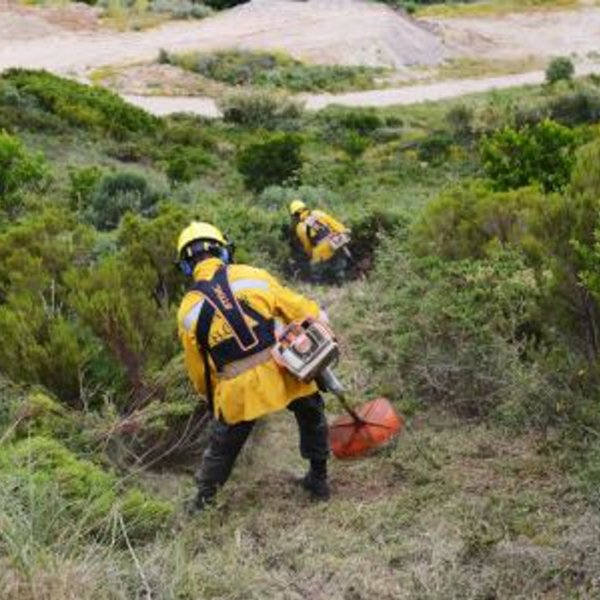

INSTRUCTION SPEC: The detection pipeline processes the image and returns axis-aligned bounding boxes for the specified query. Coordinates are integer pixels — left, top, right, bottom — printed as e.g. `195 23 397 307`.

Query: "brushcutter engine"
272 318 339 383
273 317 405 460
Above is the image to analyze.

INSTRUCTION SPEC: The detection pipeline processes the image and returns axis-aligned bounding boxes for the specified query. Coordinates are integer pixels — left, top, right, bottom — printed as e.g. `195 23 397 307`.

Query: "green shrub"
481 119 578 192
236 133 303 192
218 89 304 129
548 89 600 127
2 70 159 139
546 57 575 85
417 131 454 164
86 170 166 230
167 49 381 92
68 165 103 212
316 106 388 144
0 210 95 404
339 240 560 424
446 104 475 141
0 131 49 215
164 145 214 184
151 0 213 19
411 183 544 260
0 436 172 541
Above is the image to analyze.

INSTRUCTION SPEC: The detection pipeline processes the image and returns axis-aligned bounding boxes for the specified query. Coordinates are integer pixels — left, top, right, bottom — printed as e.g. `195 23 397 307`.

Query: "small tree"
237 133 303 192
546 57 575 85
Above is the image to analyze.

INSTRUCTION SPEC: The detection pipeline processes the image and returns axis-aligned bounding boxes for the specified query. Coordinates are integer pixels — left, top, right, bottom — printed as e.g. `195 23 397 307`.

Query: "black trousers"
195 392 329 499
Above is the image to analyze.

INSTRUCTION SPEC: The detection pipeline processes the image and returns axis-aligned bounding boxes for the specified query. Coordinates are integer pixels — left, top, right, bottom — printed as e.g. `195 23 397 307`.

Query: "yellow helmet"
177 221 226 258
289 199 307 216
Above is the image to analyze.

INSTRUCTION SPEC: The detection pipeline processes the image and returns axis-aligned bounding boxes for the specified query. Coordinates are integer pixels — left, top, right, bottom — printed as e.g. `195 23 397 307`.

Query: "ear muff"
220 247 231 264
179 260 194 277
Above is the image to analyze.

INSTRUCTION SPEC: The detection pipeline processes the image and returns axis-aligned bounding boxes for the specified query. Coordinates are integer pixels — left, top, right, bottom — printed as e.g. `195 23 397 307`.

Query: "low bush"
316 106 389 143
1 70 159 139
411 182 544 260
0 436 172 541
164 145 214 184
546 56 575 85
165 49 382 93
86 170 167 230
446 103 475 141
339 240 564 425
481 119 578 192
0 131 49 215
548 89 600 126
151 0 213 19
236 133 304 192
417 131 454 164
219 89 304 129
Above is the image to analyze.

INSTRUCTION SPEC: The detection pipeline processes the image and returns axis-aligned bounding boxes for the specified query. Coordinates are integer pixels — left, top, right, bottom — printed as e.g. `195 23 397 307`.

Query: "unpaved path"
124 62 599 117
2 1 600 116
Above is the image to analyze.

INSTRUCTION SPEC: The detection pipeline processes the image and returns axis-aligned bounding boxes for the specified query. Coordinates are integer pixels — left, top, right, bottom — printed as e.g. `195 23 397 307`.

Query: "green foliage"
446 103 475 141
68 165 103 212
164 145 214 184
411 183 544 259
0 210 95 404
86 170 166 230
0 131 49 215
166 49 381 92
0 436 172 540
1 70 159 139
151 0 213 19
341 240 563 424
417 131 454 164
316 106 390 143
548 89 600 127
545 56 575 85
218 89 304 129
237 133 304 192
481 119 578 192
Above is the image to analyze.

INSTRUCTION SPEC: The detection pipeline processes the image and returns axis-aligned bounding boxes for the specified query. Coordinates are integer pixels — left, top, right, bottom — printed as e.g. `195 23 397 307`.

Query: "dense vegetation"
2 68 600 597
160 49 385 93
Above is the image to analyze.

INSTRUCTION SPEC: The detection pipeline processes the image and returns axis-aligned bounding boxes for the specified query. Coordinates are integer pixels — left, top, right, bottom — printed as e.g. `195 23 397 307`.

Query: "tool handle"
318 367 362 423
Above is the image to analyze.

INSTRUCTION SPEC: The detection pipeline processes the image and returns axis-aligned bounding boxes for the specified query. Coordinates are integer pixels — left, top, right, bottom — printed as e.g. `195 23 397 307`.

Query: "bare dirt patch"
95 63 224 97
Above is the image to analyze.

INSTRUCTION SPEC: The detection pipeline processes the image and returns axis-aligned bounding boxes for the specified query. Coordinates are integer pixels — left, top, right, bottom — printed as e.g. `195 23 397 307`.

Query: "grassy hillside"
2 69 600 598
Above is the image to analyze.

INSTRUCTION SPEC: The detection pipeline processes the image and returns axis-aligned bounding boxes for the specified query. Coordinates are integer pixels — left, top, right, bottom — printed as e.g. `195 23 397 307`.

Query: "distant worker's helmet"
177 221 226 260
289 200 308 216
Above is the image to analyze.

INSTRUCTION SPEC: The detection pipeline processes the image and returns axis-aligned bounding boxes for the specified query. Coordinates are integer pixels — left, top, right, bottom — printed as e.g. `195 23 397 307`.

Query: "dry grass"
3 406 598 599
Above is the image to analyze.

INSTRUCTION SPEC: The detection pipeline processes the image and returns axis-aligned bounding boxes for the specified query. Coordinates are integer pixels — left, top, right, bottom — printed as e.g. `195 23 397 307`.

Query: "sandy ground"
439 7 600 61
0 0 446 75
1 0 600 115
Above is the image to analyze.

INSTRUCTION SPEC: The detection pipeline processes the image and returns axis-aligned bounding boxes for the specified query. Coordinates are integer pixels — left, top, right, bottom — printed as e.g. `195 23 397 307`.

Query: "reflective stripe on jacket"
296 209 348 264
177 258 320 424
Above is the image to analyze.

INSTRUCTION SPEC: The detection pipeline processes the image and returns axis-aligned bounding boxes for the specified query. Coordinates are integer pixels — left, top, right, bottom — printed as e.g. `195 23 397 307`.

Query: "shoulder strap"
192 265 259 351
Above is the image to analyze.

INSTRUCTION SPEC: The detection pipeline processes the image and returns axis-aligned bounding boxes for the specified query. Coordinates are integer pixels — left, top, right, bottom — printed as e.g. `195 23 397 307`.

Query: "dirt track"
1 0 600 115
123 62 598 117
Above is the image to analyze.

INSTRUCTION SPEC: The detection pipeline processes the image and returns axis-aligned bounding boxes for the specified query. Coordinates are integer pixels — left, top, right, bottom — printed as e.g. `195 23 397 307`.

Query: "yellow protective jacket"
295 209 348 264
177 257 321 424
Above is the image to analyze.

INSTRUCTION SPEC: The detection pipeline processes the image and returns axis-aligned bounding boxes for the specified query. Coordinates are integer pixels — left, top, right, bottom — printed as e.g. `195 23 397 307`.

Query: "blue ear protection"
179 260 194 277
178 237 233 276
220 247 231 264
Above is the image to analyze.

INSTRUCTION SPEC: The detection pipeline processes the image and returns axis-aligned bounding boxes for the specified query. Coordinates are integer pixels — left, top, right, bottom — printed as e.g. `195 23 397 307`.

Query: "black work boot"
185 486 216 515
300 460 330 501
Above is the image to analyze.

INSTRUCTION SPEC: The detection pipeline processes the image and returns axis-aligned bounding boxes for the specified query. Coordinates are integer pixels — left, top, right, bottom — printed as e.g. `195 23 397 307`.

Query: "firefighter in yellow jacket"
177 221 330 511
289 200 351 284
